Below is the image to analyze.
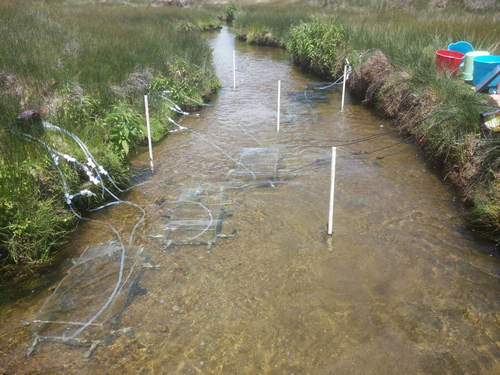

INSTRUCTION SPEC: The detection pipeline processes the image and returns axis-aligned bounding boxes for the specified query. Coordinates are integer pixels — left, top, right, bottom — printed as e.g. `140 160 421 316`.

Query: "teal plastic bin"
473 55 500 88
448 41 473 67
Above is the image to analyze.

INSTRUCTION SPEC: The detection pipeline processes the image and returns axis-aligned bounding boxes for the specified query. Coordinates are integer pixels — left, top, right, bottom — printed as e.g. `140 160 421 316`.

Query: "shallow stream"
0 27 499 374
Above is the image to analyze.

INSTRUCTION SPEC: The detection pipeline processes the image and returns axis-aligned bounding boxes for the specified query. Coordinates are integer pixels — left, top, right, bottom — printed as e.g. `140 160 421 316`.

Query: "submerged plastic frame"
26 242 153 359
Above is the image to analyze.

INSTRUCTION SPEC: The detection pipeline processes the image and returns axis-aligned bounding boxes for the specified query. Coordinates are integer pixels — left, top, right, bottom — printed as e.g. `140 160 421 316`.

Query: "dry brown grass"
348 50 392 106
109 68 153 99
463 0 500 11
0 72 24 98
348 50 440 136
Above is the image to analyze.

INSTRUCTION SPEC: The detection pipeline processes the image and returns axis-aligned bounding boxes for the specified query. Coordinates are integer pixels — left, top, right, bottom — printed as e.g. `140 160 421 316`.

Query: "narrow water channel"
1 27 499 374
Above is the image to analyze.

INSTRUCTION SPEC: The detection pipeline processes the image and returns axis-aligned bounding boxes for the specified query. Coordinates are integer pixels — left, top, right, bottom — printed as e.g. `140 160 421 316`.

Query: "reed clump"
287 18 346 77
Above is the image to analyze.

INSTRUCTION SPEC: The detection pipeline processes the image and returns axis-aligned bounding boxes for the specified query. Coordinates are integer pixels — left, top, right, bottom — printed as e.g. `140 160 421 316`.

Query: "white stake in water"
144 95 154 173
277 80 281 133
233 49 236 90
328 147 337 235
341 65 347 112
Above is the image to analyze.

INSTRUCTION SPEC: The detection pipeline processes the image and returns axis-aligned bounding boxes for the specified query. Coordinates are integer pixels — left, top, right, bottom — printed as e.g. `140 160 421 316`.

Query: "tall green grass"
335 8 499 66
233 3 313 46
287 18 346 77
0 0 222 264
0 1 221 121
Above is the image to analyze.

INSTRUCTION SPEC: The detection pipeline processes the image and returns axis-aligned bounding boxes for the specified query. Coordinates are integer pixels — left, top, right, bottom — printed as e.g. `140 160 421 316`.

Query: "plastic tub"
473 55 500 87
436 50 465 77
447 41 474 67
16 110 44 135
461 51 489 81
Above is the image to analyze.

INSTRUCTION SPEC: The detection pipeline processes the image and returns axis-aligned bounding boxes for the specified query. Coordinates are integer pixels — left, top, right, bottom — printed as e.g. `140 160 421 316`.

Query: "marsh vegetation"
1 0 499 271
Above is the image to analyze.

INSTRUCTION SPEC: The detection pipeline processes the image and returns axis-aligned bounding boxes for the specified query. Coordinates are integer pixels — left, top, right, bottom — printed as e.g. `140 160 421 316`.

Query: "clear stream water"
0 27 499 374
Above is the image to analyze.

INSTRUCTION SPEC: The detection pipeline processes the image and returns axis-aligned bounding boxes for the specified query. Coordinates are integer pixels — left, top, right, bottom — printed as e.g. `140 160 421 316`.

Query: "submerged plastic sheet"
28 241 145 358
282 91 327 125
305 82 339 92
150 185 236 251
288 91 330 104
231 147 280 182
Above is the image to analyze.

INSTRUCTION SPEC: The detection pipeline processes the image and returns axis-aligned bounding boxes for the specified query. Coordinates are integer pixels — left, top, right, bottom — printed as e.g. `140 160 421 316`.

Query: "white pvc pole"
277 80 281 133
144 95 154 173
233 50 236 90
328 147 337 235
341 65 347 112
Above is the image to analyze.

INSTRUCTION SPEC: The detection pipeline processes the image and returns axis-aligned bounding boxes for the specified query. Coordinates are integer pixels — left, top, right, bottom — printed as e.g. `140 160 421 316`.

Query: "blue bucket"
472 55 500 87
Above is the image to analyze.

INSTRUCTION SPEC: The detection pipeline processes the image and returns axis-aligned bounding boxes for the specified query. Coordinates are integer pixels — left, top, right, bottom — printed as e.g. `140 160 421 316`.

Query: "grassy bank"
1 0 500 269
230 0 500 242
233 3 309 46
0 0 223 266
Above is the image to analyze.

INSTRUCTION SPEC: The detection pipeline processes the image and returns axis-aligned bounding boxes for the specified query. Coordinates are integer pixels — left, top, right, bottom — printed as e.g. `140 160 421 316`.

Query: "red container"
436 50 465 77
